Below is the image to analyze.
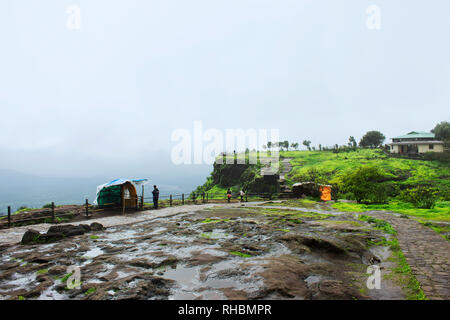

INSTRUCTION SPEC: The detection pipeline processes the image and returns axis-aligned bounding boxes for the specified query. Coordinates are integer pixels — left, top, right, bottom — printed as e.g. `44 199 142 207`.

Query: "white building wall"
390 145 400 153
418 144 444 153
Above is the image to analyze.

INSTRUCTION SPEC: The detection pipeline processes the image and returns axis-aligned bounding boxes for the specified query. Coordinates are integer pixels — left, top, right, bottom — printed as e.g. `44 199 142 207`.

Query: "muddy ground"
0 203 406 300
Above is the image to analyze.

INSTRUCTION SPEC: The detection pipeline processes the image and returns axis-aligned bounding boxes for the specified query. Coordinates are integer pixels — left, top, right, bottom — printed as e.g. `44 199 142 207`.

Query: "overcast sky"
0 0 449 178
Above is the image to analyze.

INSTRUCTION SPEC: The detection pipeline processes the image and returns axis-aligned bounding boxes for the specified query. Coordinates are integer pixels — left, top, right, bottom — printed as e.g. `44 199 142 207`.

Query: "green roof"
392 131 435 139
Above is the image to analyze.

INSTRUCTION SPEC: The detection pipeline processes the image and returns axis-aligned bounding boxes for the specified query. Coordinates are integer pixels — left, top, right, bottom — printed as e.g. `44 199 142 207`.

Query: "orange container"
319 186 332 201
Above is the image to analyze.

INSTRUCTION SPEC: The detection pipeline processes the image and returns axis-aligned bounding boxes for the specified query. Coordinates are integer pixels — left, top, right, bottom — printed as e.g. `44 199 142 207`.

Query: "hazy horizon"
1 1 449 195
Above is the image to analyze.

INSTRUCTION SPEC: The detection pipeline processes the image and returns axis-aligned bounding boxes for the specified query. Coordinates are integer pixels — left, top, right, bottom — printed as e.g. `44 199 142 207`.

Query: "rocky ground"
0 202 407 300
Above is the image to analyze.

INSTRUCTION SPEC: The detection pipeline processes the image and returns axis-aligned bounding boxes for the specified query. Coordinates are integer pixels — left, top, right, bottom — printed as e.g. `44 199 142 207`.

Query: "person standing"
152 185 159 209
240 190 245 202
227 188 232 203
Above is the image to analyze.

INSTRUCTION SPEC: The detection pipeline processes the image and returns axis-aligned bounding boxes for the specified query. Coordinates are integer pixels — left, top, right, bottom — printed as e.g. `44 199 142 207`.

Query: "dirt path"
279 158 293 196
0 202 260 246
365 212 450 300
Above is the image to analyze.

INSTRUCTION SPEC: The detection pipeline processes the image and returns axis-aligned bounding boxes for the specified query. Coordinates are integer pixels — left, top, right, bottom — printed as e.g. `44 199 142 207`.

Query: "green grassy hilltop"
194 149 449 222
196 149 449 194
283 149 449 191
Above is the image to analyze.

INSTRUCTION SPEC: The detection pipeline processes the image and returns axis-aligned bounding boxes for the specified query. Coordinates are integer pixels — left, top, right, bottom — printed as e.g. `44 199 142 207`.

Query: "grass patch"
85 287 96 295
385 239 427 300
90 235 100 240
359 215 397 235
262 198 319 208
248 207 333 220
333 201 450 222
420 221 450 241
282 149 449 192
14 207 36 214
229 251 252 258
61 273 73 283
319 220 363 226
36 268 48 275
199 232 228 239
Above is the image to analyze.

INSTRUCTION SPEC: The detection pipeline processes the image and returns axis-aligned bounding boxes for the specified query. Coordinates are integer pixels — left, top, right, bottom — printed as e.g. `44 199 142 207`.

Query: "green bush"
42 203 53 209
422 151 450 162
400 186 438 209
340 166 388 204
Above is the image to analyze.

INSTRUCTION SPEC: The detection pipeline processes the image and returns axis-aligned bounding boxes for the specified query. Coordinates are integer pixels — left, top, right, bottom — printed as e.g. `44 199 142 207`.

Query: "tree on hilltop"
431 121 450 142
359 131 385 148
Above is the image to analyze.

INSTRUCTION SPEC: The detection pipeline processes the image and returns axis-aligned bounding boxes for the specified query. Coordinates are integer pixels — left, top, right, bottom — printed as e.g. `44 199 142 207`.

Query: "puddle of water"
199 229 234 240
164 265 200 287
116 270 134 279
38 286 67 300
102 229 137 241
96 264 115 278
148 227 168 235
197 290 227 299
370 246 391 261
304 275 323 287
84 247 104 259
5 272 36 287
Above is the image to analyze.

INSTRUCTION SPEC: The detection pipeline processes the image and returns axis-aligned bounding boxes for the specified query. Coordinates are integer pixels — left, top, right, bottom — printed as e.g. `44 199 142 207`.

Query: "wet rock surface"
0 204 405 300
21 223 104 245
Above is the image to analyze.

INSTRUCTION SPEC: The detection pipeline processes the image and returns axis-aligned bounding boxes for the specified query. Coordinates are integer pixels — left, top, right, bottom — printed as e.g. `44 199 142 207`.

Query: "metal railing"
0 192 278 229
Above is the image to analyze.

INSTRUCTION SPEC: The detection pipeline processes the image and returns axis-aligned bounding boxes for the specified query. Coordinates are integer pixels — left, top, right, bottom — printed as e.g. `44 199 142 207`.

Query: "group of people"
227 188 246 202
151 185 246 210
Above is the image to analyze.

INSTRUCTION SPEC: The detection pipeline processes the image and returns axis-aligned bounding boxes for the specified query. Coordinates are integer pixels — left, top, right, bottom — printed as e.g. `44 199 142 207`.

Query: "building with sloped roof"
388 131 444 154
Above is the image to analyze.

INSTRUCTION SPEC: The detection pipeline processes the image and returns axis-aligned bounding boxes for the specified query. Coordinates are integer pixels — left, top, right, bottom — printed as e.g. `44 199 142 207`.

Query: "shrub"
400 186 438 209
423 151 450 162
340 166 388 204
42 203 53 209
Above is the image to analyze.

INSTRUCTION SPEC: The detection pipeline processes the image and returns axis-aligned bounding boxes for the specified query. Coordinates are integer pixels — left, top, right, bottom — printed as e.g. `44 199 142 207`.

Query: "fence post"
85 199 89 218
51 202 55 223
245 193 248 202
7 206 11 228
202 193 205 203
170 195 173 207
206 193 209 203
141 185 145 210
182 194 184 205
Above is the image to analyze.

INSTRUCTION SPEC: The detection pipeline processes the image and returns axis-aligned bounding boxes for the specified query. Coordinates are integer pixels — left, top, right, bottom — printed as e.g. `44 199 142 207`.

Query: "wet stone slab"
0 204 406 300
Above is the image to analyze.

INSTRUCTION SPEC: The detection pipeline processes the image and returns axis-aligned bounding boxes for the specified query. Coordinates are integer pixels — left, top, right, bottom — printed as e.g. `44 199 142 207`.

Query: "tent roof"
93 178 149 205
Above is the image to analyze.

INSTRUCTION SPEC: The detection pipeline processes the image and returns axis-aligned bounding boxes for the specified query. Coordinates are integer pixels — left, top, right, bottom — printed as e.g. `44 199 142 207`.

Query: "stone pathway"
279 158 293 197
365 211 450 300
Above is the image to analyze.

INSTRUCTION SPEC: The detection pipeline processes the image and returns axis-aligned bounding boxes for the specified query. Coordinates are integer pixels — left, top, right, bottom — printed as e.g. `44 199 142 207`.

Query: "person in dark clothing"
227 188 232 203
152 185 159 209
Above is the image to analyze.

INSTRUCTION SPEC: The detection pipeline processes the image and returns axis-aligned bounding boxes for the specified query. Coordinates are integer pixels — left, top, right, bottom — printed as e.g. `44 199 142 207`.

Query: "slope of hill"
194 149 450 199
